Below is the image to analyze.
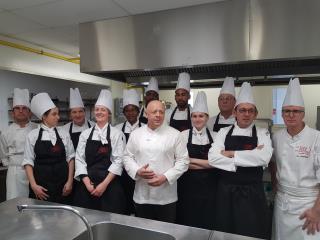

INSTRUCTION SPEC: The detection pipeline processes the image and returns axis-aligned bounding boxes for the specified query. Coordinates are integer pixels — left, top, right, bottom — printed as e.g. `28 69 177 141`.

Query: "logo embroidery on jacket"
51 145 61 153
295 145 311 158
97 146 108 154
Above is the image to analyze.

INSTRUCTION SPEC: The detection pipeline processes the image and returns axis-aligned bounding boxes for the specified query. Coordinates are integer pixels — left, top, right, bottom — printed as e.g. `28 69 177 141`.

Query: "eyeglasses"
218 96 234 101
237 108 256 114
282 109 304 116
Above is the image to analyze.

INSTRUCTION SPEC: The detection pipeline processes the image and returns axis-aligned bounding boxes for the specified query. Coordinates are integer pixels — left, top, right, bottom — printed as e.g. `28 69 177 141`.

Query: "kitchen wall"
159 84 320 132
0 69 108 131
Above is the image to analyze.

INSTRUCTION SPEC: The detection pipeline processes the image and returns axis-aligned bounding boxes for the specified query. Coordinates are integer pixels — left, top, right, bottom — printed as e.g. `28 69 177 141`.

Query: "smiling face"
123 104 139 125
191 112 209 131
94 105 109 125
233 103 258 128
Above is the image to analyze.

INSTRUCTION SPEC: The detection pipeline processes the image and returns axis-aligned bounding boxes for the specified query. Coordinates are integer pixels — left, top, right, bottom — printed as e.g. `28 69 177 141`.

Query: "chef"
166 72 192 132
208 82 273 239
123 100 189 223
0 88 37 200
207 77 236 132
74 89 126 214
23 92 75 203
177 91 217 229
62 88 95 149
139 77 159 124
272 78 320 239
116 88 144 215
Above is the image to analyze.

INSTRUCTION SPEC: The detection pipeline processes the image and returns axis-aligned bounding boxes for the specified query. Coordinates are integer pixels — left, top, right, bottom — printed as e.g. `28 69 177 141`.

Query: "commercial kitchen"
0 0 319 240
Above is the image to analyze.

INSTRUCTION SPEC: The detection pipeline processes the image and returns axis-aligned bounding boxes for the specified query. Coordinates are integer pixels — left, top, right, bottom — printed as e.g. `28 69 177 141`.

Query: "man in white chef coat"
272 78 320 239
208 82 273 239
166 72 192 132
0 88 37 200
62 88 94 150
207 77 236 133
123 100 189 223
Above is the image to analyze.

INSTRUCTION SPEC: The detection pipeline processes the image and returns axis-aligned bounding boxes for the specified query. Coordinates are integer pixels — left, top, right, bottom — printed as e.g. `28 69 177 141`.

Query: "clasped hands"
137 164 167 187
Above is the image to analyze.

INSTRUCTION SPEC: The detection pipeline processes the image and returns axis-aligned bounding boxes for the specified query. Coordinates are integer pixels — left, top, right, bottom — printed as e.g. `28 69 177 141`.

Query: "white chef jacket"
208 122 273 172
74 123 125 180
180 127 216 146
115 120 144 137
165 105 192 124
0 122 38 200
22 124 75 167
207 114 235 131
61 119 95 134
123 124 189 205
272 125 320 240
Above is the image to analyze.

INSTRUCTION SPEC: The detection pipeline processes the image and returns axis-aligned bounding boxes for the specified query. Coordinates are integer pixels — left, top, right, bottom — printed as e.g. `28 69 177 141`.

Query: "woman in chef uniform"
116 89 144 215
177 91 217 229
272 78 320 240
74 89 126 214
22 93 75 203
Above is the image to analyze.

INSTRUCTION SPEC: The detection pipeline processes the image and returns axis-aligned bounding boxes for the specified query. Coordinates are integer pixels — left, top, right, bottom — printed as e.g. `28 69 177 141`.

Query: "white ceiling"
0 0 223 57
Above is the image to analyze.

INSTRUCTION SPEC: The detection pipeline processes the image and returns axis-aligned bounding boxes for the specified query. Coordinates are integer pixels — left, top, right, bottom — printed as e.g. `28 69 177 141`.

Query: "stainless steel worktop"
0 198 262 240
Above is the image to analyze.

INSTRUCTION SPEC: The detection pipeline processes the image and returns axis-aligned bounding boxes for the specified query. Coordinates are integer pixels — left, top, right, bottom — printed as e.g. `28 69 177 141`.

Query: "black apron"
68 121 91 206
213 113 233 133
177 128 217 229
121 121 141 215
30 128 68 204
139 108 148 124
214 125 269 239
169 106 192 132
74 125 126 214
69 121 92 149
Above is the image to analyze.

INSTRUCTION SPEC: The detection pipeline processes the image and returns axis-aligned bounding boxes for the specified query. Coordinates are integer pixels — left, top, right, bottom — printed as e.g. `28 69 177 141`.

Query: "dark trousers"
134 202 176 223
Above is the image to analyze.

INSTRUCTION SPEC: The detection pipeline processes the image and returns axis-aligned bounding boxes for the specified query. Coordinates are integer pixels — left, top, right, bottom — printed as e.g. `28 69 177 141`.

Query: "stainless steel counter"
0 198 262 240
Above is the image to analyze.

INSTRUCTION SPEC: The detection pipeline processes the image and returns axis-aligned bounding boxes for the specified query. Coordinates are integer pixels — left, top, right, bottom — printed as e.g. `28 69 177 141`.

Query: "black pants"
74 179 126 214
134 202 176 223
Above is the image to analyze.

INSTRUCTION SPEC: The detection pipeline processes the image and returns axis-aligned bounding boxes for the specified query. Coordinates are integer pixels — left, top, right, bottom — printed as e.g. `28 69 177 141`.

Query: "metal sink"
73 222 176 240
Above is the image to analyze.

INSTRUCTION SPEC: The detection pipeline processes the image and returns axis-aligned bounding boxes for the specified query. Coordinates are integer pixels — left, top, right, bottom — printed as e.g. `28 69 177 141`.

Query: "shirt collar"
219 114 235 121
126 120 139 128
192 127 206 135
286 124 308 140
234 121 254 130
41 123 55 131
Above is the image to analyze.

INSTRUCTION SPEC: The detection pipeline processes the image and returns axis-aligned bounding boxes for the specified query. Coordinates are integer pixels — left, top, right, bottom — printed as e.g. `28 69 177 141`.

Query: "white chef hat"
220 77 235 97
69 88 84 109
235 82 255 107
146 77 159 93
191 91 209 115
95 89 113 113
123 89 140 108
13 88 30 108
176 72 190 92
31 93 56 119
282 78 304 108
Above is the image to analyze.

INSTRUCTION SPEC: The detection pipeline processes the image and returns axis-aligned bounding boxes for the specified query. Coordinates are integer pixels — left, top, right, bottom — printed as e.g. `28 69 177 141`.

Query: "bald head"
146 100 165 130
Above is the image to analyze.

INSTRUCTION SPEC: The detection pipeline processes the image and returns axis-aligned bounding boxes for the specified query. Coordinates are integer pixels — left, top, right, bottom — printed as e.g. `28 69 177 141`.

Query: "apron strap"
206 128 214 144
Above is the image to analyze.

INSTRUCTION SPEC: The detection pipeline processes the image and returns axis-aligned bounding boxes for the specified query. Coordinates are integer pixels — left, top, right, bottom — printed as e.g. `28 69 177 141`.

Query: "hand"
256 145 264 150
91 182 108 197
221 150 234 158
31 183 49 200
62 180 73 196
82 177 95 193
137 164 156 179
300 207 320 235
148 174 167 187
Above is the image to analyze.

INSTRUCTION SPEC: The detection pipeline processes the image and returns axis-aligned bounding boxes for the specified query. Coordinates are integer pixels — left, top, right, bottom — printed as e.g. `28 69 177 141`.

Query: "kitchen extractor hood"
79 0 320 88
